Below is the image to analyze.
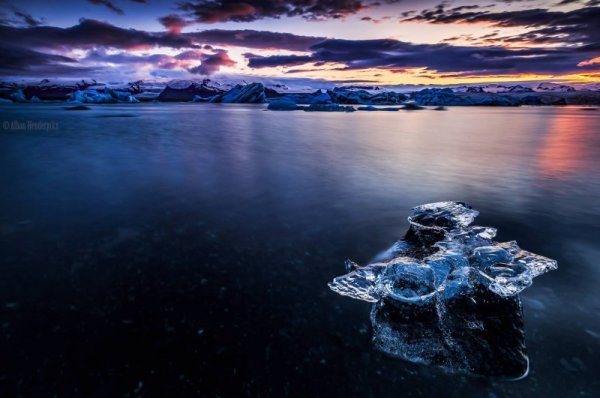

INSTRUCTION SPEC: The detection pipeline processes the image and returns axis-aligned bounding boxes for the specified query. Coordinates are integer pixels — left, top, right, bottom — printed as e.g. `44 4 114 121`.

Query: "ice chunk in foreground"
328 201 557 377
408 201 479 231
328 202 556 302
329 263 386 302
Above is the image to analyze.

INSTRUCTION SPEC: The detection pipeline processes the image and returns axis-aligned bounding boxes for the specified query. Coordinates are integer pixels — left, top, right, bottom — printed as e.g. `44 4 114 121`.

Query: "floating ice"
267 97 299 111
209 82 267 104
329 202 556 302
328 201 557 377
68 88 139 104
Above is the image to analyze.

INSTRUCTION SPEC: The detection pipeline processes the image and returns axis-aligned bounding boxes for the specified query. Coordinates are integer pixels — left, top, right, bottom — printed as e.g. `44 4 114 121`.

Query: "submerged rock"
304 103 356 112
64 105 91 111
357 106 400 111
402 102 425 110
328 201 557 377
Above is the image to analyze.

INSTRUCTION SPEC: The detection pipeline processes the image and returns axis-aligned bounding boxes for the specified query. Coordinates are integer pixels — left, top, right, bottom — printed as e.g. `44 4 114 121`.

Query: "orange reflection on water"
536 110 598 178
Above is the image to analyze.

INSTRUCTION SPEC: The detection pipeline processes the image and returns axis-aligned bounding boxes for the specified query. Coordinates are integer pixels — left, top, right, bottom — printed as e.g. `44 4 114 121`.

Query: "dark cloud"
187 29 325 51
84 50 177 67
12 9 43 26
1 2 597 80
158 14 191 34
176 0 394 23
87 0 151 14
245 53 313 68
555 0 582 5
87 0 124 15
188 49 236 75
0 6 44 27
403 4 600 48
0 19 323 53
0 19 196 50
245 37 600 76
83 47 235 75
0 44 97 76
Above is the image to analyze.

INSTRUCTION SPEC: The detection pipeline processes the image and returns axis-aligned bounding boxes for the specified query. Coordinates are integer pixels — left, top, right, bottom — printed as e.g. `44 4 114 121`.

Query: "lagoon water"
1 103 599 396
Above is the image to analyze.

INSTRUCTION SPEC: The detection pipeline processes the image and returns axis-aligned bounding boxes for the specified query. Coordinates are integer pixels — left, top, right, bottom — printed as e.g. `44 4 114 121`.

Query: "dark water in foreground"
0 104 599 397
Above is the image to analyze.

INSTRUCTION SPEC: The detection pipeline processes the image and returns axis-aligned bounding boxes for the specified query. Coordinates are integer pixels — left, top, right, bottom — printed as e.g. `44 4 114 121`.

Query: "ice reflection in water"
371 290 529 379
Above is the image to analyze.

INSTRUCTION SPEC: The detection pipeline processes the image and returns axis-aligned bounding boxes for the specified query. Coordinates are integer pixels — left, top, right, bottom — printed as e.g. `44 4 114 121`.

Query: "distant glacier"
1 78 600 107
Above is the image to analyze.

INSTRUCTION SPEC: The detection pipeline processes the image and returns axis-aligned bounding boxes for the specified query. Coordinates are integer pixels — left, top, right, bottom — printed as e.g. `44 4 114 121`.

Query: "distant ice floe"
208 82 267 104
328 201 557 378
2 78 600 105
68 88 139 104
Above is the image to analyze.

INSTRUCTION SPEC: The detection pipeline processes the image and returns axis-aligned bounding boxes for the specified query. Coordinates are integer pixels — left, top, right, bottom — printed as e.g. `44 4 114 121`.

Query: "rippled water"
1 103 599 396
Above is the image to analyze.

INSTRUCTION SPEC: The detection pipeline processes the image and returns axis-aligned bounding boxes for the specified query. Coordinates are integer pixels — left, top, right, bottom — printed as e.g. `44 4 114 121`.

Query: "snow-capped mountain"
536 82 576 92
452 84 534 93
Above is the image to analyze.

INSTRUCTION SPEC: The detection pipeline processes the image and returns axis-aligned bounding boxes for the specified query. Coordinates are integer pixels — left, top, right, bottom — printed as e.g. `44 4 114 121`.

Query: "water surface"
1 104 599 396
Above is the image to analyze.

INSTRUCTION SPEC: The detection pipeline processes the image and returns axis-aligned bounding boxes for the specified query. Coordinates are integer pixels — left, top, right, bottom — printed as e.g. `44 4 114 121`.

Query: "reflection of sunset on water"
536 111 598 178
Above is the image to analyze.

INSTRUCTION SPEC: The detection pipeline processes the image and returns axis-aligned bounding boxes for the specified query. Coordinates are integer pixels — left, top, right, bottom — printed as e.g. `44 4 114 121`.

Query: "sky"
0 0 599 85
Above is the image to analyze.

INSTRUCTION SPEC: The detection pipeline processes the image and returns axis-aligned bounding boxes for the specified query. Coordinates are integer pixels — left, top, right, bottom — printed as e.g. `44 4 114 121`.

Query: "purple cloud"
245 38 600 76
175 0 392 23
188 49 236 75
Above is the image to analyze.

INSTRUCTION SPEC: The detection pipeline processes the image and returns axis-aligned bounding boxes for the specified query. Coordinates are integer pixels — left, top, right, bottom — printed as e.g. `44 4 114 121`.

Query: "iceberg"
306 91 333 104
327 87 408 105
157 79 224 102
68 88 138 104
328 201 557 377
411 88 521 106
267 97 300 111
23 78 98 101
304 104 356 112
209 83 267 104
272 90 332 105
9 89 27 103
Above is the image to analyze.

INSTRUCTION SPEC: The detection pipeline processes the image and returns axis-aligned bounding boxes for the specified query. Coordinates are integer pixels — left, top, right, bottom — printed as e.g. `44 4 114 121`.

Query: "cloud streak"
403 4 600 48
0 2 597 81
245 38 600 76
175 0 393 23
0 19 195 50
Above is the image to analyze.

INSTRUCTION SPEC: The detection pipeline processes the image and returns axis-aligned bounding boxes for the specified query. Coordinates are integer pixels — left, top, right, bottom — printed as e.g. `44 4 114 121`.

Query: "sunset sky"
1 0 599 84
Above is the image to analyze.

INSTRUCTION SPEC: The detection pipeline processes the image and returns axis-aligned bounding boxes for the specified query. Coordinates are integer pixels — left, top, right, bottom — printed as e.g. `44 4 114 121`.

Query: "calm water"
0 103 599 397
